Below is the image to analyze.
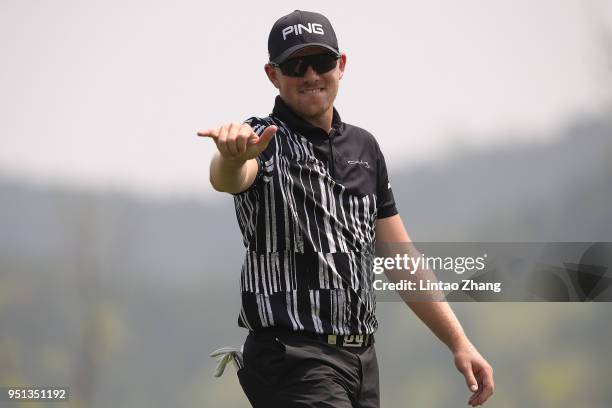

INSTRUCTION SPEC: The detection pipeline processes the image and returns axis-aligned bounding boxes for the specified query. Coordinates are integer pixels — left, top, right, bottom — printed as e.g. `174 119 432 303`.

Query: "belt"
252 328 374 348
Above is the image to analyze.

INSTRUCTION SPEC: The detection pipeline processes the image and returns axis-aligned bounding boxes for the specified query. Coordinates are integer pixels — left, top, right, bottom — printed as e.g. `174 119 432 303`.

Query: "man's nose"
302 64 320 80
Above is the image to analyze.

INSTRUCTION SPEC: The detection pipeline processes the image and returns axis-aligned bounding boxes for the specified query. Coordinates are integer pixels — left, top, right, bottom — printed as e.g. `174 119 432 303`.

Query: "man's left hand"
453 341 494 406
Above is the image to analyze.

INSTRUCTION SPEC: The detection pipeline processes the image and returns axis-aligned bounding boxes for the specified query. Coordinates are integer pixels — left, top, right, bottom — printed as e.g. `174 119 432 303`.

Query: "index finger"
197 128 219 138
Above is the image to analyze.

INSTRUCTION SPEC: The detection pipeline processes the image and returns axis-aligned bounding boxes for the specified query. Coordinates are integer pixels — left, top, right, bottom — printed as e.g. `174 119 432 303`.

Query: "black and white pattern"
233 96 397 335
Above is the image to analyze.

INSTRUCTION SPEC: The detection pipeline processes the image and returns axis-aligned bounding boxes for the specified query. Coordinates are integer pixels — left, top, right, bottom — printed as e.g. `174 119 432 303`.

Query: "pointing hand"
197 123 277 162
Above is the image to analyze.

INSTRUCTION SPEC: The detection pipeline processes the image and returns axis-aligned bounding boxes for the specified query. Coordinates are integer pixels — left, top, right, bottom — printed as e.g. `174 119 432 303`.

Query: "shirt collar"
271 95 344 137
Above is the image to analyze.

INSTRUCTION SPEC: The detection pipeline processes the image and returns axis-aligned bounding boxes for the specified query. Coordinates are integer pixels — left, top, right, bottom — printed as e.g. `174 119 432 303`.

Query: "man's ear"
338 53 347 80
264 64 280 89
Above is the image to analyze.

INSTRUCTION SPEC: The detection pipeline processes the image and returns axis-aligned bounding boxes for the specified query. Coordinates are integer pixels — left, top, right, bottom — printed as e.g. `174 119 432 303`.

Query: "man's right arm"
208 153 259 194
197 122 277 194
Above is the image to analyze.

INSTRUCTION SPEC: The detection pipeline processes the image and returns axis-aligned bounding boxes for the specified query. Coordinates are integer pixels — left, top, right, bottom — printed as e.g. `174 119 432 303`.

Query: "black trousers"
237 329 380 408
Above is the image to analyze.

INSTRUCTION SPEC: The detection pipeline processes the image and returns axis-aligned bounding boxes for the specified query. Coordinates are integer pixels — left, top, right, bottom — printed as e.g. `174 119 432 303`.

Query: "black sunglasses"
271 54 340 77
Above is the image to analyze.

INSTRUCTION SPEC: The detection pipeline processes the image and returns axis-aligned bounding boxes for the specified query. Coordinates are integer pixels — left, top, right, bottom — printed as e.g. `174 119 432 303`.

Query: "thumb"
255 125 277 149
461 363 479 392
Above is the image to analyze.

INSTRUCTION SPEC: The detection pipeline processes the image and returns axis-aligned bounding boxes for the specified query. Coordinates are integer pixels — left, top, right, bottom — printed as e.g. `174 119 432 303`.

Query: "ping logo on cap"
282 23 324 40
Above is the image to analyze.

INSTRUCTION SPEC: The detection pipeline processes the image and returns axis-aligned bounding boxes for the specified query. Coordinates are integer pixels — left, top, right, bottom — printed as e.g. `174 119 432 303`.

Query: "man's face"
265 46 347 123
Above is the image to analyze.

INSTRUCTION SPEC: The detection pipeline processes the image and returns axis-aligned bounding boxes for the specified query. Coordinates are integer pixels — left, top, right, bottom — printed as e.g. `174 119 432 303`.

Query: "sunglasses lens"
278 54 338 77
279 58 307 77
311 54 338 74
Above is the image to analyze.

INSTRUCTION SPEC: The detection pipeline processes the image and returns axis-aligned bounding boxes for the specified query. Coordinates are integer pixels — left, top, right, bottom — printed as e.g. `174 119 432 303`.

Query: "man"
198 10 494 408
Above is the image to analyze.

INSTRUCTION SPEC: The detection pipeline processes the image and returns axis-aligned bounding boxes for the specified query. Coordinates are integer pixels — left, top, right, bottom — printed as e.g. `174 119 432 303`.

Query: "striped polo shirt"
233 95 398 335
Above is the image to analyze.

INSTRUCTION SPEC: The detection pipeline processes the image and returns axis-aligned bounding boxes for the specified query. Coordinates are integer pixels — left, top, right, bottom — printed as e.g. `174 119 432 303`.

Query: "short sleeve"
375 142 398 218
230 117 274 197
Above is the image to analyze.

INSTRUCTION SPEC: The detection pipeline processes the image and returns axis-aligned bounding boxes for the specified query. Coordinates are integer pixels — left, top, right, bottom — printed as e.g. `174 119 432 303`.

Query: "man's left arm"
375 214 495 407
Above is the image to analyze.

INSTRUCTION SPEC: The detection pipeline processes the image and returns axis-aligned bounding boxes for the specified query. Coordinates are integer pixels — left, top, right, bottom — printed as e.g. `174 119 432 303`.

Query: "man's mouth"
300 88 325 94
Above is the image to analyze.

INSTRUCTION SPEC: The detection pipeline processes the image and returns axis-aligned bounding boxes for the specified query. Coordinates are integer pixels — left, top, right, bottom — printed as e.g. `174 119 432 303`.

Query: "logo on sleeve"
347 160 370 168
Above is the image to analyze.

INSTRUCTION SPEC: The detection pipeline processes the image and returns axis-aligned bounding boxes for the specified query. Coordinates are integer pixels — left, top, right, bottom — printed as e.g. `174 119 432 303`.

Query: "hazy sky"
1 0 611 201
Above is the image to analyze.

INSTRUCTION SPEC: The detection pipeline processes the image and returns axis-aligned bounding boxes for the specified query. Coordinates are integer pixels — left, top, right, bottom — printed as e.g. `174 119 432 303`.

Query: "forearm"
406 300 471 353
209 152 257 193
384 260 471 353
